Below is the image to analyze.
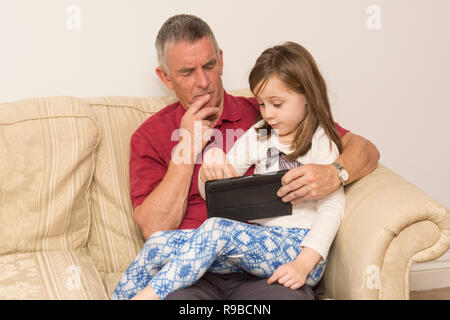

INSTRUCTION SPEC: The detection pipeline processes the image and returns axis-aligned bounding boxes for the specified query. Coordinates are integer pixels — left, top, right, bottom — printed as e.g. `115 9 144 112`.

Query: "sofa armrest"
316 163 450 299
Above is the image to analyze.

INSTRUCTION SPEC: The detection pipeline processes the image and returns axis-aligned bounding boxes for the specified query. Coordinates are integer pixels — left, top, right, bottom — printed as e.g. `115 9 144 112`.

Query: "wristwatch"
332 162 349 186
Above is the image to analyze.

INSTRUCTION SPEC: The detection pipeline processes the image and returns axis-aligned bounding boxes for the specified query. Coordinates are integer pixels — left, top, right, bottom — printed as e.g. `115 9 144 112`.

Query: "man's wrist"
331 161 349 186
329 164 342 189
171 140 198 165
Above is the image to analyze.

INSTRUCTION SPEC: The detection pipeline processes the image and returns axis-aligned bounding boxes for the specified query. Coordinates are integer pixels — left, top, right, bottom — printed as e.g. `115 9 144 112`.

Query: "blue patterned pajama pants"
111 217 327 300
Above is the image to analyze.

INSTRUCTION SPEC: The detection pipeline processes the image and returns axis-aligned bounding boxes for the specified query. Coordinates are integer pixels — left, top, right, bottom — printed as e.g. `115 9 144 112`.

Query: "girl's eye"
258 104 265 108
273 103 281 107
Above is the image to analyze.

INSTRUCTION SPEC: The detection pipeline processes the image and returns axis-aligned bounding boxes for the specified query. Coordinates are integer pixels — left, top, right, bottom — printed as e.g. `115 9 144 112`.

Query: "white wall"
1 0 449 212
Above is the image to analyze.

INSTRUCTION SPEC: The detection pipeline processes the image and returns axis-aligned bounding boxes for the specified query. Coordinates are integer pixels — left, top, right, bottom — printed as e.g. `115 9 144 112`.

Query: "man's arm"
277 132 380 203
134 159 195 240
334 131 380 185
133 94 219 239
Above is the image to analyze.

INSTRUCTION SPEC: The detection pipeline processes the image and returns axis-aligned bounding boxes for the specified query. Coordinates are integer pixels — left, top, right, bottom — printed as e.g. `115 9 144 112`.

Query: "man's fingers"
277 176 306 197
282 186 310 203
188 94 211 113
196 106 219 121
202 120 212 127
281 166 306 186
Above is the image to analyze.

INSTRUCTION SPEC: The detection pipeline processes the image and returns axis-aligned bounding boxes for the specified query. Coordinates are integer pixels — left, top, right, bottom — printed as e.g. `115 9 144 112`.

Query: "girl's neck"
278 134 294 146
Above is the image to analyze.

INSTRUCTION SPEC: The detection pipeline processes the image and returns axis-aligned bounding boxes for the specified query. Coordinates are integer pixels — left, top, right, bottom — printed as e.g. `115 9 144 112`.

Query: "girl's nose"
264 106 275 119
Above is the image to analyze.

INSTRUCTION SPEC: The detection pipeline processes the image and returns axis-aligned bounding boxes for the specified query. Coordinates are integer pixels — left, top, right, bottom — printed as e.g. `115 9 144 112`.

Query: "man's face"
158 37 224 112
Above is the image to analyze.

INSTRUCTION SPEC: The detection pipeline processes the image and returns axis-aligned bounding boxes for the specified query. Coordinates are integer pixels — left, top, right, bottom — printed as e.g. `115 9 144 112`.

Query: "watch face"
341 169 349 182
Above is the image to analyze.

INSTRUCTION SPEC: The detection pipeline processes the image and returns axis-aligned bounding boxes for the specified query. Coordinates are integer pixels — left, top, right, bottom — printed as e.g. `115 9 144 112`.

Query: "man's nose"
195 69 209 89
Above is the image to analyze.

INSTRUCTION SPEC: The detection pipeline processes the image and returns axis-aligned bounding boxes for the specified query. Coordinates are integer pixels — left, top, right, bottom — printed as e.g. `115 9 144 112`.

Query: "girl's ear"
156 67 174 90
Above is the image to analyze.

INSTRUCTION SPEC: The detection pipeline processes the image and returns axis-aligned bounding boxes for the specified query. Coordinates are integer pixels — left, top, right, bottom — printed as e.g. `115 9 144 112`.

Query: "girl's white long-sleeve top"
198 120 345 262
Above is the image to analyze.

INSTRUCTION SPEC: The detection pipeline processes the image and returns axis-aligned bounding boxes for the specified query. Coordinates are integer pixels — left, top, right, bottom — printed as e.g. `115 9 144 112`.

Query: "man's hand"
178 94 221 159
277 164 340 204
200 147 238 182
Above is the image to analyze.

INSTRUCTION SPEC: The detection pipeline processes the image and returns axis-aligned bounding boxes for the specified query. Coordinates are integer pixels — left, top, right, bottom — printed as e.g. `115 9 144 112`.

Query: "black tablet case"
205 170 292 222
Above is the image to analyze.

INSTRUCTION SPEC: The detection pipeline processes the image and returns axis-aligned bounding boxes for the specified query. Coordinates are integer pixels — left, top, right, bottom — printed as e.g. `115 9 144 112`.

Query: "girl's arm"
268 127 345 289
198 122 263 200
299 128 345 263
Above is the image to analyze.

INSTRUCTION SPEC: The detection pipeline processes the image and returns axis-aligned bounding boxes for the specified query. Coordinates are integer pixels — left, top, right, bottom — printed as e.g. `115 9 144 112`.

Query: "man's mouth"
194 91 214 100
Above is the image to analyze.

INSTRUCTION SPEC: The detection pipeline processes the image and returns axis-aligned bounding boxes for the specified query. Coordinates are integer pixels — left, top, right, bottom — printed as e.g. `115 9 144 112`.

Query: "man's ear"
218 49 224 76
155 66 174 90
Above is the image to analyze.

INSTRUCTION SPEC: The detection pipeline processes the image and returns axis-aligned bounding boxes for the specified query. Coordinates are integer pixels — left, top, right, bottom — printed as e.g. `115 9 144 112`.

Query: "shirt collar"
214 90 242 127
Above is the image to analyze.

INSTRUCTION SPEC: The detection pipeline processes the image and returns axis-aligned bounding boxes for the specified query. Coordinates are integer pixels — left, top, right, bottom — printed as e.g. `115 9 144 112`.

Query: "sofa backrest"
0 96 100 255
83 95 177 278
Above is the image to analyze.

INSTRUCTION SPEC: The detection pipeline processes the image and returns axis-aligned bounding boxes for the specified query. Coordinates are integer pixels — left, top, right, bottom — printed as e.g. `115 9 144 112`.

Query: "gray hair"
155 14 220 72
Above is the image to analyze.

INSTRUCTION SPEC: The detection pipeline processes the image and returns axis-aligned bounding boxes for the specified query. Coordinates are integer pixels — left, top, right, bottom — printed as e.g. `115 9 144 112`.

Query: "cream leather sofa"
0 90 449 300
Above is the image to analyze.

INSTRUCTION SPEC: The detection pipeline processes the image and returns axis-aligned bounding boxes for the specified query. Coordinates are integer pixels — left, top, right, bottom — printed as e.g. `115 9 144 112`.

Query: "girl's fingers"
224 164 238 178
267 268 287 284
213 165 224 179
277 274 292 285
290 282 303 290
223 166 233 178
283 278 297 288
205 166 216 180
267 271 279 284
228 164 238 177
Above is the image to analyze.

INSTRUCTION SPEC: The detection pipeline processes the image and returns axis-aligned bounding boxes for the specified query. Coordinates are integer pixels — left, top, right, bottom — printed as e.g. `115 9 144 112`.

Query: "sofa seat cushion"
0 97 100 255
103 272 123 298
0 251 108 299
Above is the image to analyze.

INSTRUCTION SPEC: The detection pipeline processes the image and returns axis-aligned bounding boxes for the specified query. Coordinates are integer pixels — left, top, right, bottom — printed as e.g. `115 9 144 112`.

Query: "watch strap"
332 162 347 186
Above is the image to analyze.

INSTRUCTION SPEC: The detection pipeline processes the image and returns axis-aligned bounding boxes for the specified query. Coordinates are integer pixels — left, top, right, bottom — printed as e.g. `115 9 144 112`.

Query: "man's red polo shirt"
129 91 349 230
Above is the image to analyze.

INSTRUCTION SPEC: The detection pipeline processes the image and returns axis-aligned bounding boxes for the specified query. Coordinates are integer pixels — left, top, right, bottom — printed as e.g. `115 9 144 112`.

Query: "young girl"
111 42 345 300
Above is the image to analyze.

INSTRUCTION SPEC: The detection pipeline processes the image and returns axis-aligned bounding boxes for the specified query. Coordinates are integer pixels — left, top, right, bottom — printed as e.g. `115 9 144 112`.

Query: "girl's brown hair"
249 42 343 160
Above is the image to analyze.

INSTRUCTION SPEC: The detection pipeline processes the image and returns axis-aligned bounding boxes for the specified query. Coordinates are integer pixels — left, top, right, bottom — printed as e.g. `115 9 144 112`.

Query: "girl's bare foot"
131 285 160 300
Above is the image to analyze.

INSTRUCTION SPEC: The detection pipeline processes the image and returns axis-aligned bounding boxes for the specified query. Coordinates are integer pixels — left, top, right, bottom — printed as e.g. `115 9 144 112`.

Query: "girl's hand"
200 147 238 182
267 260 309 290
267 247 321 289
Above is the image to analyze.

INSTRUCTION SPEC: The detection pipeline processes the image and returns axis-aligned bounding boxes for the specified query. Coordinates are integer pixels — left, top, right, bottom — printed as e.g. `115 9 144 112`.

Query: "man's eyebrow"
177 67 195 74
203 58 217 66
177 58 217 74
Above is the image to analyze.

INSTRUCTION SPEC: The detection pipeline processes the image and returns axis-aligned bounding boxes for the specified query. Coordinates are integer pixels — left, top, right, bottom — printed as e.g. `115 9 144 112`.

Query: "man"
129 14 379 300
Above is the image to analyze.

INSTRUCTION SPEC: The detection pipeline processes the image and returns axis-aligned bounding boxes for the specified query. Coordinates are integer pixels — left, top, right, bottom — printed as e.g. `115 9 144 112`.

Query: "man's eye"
204 64 215 70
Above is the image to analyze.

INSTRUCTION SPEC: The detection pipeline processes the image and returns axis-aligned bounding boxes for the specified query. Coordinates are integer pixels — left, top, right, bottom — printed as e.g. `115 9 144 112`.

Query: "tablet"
205 170 292 222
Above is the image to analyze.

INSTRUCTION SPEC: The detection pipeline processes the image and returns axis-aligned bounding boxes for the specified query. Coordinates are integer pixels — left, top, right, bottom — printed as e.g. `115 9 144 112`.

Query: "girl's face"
255 76 307 143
